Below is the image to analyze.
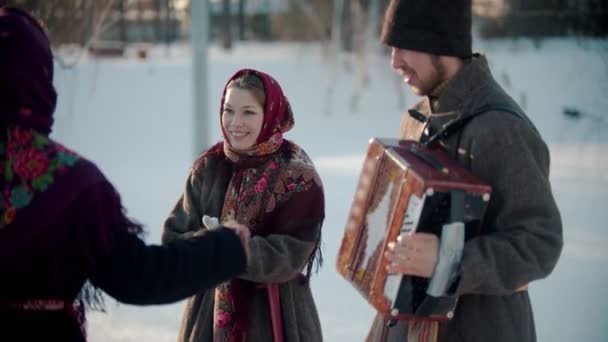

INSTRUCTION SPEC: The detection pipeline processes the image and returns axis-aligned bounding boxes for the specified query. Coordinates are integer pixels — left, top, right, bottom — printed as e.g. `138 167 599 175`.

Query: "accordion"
336 138 491 321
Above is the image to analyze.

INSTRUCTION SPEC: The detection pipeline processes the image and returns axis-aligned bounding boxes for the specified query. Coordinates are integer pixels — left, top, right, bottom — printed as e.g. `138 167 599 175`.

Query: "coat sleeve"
162 171 205 243
91 228 246 305
71 179 246 305
450 113 563 296
238 183 325 283
238 225 321 283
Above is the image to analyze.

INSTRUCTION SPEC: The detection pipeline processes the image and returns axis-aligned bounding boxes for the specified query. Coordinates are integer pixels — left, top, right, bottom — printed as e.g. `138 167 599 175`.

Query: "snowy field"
50 38 608 341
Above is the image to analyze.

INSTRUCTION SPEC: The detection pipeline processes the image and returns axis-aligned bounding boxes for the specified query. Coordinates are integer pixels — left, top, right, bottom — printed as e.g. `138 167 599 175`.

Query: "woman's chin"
230 142 254 152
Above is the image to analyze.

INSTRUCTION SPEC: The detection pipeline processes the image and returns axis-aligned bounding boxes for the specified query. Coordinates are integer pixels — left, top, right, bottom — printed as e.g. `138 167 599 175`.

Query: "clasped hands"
385 232 439 279
203 215 251 258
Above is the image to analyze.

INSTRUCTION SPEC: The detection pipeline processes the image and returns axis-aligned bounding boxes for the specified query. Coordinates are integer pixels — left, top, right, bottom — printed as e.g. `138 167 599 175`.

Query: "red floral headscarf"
219 68 295 161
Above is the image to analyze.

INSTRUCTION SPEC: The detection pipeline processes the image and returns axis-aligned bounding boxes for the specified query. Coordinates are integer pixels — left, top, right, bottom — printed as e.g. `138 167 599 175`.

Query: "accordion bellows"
336 138 491 321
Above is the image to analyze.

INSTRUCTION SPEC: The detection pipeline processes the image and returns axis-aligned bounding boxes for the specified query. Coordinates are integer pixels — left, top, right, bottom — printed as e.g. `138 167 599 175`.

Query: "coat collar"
411 54 501 140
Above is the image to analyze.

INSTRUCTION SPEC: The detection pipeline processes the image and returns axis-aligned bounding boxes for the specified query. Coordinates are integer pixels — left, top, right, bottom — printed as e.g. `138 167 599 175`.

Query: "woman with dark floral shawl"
0 6 249 341
163 68 325 342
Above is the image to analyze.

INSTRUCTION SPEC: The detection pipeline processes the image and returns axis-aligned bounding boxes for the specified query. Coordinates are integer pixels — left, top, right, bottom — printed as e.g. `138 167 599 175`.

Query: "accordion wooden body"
336 138 492 321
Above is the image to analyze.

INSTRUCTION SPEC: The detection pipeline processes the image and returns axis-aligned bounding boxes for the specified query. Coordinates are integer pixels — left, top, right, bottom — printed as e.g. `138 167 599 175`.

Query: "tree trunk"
238 0 246 40
137 0 146 41
119 0 127 43
222 0 233 49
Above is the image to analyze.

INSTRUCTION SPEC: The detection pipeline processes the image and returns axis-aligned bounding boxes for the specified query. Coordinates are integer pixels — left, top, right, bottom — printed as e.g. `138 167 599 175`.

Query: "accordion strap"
421 104 535 147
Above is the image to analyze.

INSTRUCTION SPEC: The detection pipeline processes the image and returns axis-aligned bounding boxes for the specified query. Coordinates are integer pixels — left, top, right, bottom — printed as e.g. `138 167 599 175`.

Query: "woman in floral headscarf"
0 6 249 341
163 69 325 342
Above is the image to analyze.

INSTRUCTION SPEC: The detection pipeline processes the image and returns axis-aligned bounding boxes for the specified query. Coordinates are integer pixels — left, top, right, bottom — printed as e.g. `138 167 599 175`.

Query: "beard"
411 55 447 96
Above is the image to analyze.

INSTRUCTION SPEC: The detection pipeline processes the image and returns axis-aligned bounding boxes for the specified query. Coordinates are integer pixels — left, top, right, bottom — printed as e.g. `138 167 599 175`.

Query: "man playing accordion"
361 0 563 341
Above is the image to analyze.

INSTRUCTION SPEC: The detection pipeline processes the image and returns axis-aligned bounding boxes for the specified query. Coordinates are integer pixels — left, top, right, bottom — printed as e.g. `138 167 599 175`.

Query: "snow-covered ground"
51 38 608 341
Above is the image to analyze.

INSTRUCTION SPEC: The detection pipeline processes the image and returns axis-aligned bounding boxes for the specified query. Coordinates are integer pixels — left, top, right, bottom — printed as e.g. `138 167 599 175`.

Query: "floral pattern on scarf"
0 125 79 229
221 145 319 228
213 282 235 339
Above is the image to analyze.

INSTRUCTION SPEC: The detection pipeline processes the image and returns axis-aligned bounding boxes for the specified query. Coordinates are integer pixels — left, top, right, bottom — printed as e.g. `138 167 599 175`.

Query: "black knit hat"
381 0 472 58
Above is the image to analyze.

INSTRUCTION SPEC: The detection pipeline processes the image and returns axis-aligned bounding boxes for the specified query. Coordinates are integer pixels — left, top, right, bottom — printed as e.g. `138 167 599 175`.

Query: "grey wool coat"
162 145 324 342
367 55 563 342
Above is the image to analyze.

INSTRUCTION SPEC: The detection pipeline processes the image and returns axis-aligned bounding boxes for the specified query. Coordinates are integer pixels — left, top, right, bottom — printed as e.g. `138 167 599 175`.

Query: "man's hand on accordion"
385 232 439 278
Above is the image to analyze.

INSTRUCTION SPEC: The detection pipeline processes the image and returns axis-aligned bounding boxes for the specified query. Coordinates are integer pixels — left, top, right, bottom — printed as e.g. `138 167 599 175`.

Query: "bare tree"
237 0 245 40
119 0 127 43
325 0 401 114
290 0 328 40
222 0 232 49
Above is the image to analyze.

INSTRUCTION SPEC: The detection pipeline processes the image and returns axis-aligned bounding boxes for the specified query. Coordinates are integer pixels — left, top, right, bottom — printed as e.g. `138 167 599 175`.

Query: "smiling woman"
163 68 326 342
221 75 265 151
